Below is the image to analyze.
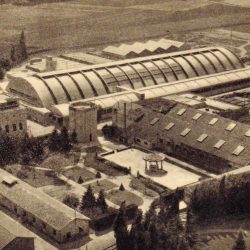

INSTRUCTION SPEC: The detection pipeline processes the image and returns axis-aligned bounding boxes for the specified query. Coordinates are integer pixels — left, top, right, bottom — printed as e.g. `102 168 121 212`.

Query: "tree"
48 129 60 151
113 202 129 250
63 194 79 209
10 45 16 64
71 130 77 143
60 127 71 152
119 183 125 191
78 176 84 184
0 67 4 80
232 231 246 250
97 190 108 213
80 185 96 210
96 171 101 179
19 31 28 60
177 236 191 250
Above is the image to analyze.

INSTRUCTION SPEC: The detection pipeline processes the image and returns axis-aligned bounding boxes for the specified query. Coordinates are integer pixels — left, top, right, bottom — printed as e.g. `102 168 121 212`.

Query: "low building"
103 39 186 59
0 94 27 138
112 99 250 173
0 169 89 243
0 223 34 250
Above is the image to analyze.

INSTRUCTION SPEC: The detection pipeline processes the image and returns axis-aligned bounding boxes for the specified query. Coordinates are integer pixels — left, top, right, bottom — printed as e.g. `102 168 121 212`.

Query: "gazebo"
143 152 165 171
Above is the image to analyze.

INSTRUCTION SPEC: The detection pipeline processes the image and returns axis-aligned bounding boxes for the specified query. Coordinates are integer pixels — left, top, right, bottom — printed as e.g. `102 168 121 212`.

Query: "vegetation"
63 194 79 209
232 231 246 250
119 183 125 191
190 173 250 220
97 190 108 213
96 171 102 179
80 185 96 210
107 189 143 206
114 189 190 250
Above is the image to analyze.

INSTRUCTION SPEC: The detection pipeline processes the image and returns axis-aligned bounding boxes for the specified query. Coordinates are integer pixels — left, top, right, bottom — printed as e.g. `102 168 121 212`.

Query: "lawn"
63 166 96 183
85 153 126 177
5 164 65 188
83 179 117 193
106 189 143 206
130 177 158 198
40 184 73 202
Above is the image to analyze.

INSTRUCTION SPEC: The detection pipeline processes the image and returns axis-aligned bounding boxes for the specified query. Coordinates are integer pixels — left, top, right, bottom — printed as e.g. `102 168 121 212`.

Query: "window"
150 117 159 125
5 125 9 133
136 138 141 143
181 128 191 137
209 118 218 125
53 229 56 235
12 124 17 131
214 140 225 149
193 113 202 120
197 134 208 143
177 108 186 116
226 122 236 131
165 122 175 131
23 211 26 216
232 145 245 156
19 123 23 130
33 217 36 223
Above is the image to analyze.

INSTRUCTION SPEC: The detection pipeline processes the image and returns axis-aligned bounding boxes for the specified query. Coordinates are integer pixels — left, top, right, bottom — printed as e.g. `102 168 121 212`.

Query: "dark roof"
123 101 250 167
0 225 16 250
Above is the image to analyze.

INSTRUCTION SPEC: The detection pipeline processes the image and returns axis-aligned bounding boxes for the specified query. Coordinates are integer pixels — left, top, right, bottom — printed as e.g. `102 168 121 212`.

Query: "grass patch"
63 166 96 183
83 179 117 193
85 153 126 177
5 164 65 188
41 184 72 202
130 177 158 198
107 189 143 206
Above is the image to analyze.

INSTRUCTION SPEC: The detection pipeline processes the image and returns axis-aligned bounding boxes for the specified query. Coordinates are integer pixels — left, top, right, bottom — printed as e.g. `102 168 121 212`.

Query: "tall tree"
232 231 246 250
80 185 96 210
48 129 60 151
114 202 129 250
97 190 108 213
10 45 16 64
19 31 28 60
71 130 77 144
0 67 4 80
60 126 71 152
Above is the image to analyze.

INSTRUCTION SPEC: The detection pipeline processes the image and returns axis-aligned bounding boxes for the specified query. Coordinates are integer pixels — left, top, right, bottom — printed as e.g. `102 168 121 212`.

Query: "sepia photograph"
0 0 250 249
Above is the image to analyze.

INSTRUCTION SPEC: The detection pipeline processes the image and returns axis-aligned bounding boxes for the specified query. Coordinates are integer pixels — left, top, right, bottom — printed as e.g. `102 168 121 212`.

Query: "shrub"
78 176 84 184
119 183 125 191
96 171 102 179
16 169 28 179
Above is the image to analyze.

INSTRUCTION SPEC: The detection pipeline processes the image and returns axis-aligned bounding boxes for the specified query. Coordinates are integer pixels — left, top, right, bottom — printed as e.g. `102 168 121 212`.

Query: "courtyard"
104 148 201 190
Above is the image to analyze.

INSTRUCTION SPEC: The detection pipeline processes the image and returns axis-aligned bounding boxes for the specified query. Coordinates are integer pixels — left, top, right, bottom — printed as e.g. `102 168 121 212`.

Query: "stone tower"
69 102 97 144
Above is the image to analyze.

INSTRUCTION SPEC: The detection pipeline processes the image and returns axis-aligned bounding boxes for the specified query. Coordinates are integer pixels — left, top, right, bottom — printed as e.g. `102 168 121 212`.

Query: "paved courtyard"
104 148 201 190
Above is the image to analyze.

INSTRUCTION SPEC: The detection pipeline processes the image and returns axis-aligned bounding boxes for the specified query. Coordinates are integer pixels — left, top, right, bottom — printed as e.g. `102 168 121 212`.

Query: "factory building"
0 169 89 243
103 39 186 59
6 47 243 109
0 95 27 138
111 99 250 173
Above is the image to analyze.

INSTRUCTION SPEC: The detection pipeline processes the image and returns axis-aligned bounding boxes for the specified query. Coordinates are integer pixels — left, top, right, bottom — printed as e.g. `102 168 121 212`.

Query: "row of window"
0 122 23 133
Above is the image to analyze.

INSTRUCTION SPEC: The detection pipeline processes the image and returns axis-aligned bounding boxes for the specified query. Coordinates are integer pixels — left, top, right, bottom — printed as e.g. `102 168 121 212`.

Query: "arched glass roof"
7 47 244 107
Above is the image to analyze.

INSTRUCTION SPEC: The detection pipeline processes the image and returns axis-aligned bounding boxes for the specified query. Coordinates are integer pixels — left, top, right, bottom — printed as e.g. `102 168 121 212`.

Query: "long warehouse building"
7 47 244 108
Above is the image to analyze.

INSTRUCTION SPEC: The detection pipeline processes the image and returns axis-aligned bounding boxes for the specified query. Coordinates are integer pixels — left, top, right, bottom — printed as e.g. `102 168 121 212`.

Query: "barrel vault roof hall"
7 47 244 108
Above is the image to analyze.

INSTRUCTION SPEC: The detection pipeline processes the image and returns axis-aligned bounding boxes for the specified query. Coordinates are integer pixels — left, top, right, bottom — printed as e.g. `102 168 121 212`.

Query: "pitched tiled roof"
0 169 89 231
124 102 250 167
